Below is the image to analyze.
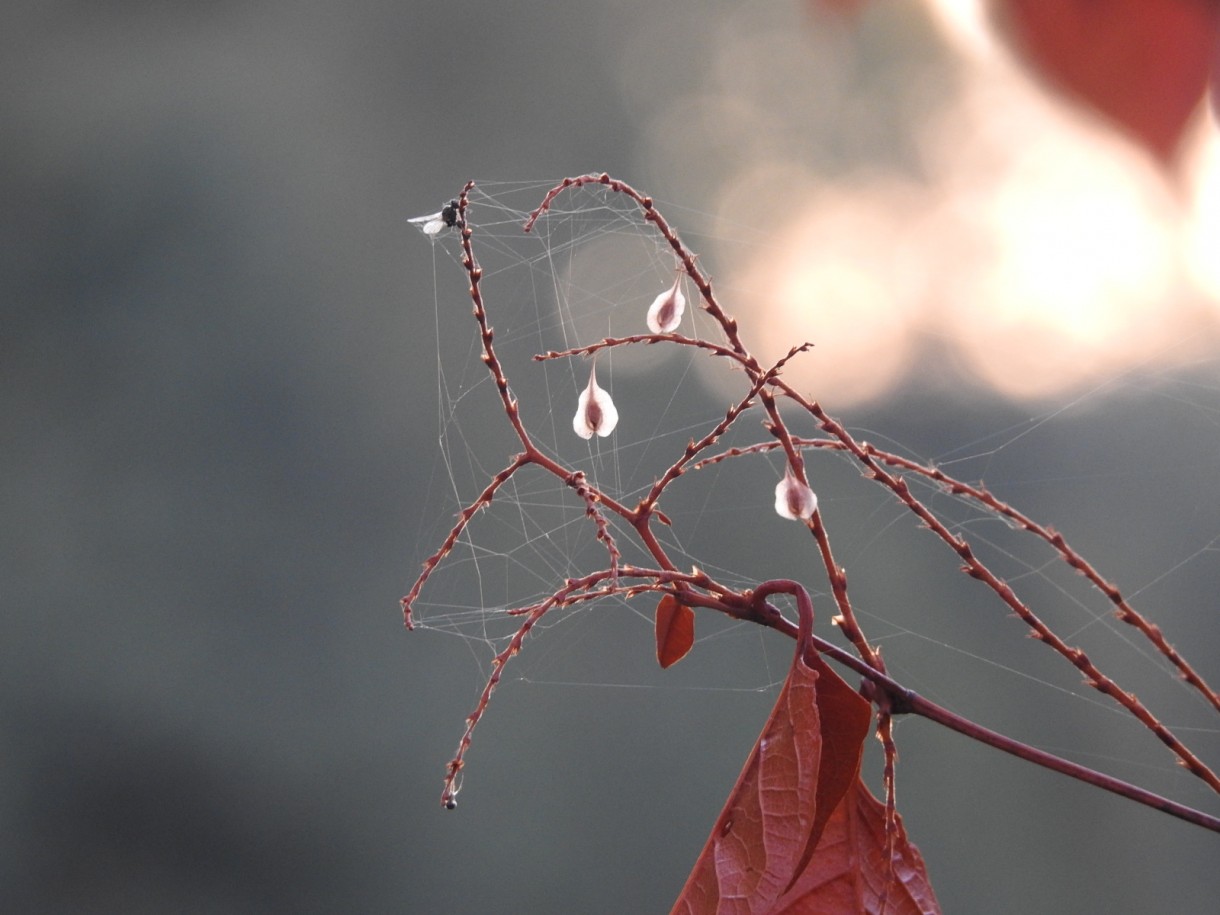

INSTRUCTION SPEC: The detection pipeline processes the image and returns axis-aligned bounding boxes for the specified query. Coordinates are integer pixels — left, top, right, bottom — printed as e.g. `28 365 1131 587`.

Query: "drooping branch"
401 452 529 630
440 566 749 807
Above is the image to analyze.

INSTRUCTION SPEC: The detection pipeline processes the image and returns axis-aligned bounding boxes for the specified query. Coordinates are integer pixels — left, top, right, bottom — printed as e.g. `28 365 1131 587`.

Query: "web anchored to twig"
403 174 1220 836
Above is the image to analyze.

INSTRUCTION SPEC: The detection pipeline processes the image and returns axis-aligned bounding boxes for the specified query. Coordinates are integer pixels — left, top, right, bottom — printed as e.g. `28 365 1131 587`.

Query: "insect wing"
408 211 447 236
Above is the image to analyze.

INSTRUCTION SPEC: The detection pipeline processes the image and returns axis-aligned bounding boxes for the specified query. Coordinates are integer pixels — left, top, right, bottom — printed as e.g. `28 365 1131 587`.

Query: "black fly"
409 199 463 236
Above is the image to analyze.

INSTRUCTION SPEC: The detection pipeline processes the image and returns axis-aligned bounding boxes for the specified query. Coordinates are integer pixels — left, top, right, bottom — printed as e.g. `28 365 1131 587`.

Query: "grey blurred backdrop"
3 2 1218 913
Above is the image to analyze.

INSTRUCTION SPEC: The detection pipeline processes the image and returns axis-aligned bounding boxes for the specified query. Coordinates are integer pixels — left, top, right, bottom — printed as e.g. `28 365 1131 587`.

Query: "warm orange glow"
719 169 926 406
629 0 1220 405
1185 132 1220 307
932 76 1184 397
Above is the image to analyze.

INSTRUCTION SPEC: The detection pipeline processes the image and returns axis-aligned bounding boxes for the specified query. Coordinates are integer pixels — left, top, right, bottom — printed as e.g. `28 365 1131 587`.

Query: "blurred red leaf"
670 602 938 914
1214 39 1220 125
805 0 870 16
996 0 1220 161
656 594 696 669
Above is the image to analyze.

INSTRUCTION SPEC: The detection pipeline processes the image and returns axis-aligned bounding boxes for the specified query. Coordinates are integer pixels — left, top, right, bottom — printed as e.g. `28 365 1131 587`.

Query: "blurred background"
3 1 1219 912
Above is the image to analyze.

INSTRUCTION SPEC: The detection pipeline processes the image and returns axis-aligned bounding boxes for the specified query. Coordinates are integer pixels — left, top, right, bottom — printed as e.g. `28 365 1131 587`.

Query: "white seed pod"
774 465 817 521
573 365 619 439
646 275 687 334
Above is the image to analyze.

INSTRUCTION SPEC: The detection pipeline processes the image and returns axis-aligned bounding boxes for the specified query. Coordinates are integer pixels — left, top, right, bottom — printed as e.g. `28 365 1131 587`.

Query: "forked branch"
407 176 1219 836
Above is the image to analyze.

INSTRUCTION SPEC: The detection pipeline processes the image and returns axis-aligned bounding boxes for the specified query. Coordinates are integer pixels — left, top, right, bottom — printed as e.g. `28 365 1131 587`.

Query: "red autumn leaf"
656 594 696 669
995 0 1220 162
671 590 938 914
770 780 940 914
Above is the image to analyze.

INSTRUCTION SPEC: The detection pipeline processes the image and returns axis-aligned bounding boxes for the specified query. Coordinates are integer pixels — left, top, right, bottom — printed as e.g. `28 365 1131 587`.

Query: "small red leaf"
656 594 696 669
996 0 1220 161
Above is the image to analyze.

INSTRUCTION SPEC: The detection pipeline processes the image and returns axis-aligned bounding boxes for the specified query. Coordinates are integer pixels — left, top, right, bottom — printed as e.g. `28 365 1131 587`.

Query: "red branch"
406 175 1219 832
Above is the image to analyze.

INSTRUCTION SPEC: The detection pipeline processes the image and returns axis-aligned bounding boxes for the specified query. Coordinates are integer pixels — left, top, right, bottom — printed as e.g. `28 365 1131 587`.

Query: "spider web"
404 177 1220 800
409 180 771 673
